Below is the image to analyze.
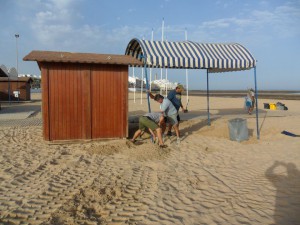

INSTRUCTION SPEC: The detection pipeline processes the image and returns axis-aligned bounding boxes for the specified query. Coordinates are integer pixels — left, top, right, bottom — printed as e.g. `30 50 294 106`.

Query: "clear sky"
1 0 299 90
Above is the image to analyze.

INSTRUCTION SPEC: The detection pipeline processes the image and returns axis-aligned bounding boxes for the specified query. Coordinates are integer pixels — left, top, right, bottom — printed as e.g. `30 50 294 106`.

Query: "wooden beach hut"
23 51 143 141
0 77 33 101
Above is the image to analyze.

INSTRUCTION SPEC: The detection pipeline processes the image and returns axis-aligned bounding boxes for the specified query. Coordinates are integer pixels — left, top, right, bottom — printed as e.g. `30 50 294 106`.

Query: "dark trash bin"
264 103 270 109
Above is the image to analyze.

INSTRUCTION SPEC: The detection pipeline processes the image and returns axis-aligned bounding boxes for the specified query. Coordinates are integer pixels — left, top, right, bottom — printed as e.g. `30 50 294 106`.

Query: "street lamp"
15 34 20 101
15 34 19 73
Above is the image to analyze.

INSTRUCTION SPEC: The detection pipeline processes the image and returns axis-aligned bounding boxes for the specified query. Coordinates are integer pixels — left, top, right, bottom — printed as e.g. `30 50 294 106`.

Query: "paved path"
0 101 42 127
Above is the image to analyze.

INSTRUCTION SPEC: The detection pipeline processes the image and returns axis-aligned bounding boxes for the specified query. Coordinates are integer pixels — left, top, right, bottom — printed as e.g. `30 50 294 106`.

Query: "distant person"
130 112 167 148
166 84 187 136
148 92 181 144
245 94 252 112
247 88 255 115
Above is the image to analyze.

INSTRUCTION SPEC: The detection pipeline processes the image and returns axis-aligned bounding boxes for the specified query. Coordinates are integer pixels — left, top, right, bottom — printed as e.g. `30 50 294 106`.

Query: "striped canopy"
125 38 256 73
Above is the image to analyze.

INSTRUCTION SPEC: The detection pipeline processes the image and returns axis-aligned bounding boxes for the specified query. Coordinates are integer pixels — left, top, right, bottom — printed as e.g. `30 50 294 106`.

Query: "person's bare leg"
155 128 164 146
140 130 145 138
173 124 180 138
148 128 155 137
249 105 254 114
161 123 166 134
148 128 157 143
131 129 142 142
167 123 172 134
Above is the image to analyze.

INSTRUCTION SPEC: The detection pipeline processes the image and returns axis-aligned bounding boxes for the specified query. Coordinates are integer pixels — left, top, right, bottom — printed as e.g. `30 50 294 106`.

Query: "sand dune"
0 93 299 224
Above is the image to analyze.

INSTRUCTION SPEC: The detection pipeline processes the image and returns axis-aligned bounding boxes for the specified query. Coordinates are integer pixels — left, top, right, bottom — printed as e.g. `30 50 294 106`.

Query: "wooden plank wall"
91 64 128 139
42 63 128 141
41 64 50 140
47 63 91 140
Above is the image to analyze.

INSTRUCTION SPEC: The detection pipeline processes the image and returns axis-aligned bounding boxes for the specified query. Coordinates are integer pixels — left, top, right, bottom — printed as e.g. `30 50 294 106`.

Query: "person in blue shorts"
247 88 255 115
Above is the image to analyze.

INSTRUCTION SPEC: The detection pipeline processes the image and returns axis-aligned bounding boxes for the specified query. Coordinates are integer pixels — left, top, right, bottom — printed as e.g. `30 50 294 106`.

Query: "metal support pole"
185 28 189 104
207 69 210 126
254 66 260 139
133 67 136 103
141 55 152 142
15 34 20 102
15 34 19 74
144 63 151 113
186 69 189 104
8 77 11 104
141 68 143 104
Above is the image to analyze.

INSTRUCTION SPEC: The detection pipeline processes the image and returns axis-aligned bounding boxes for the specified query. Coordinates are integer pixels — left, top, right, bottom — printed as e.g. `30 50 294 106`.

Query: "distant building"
128 75 180 91
0 64 33 101
152 79 179 90
19 74 41 89
128 76 145 89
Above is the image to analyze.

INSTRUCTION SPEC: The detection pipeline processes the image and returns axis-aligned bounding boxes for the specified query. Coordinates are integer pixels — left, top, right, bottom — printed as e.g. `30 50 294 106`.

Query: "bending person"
148 92 181 144
131 112 167 148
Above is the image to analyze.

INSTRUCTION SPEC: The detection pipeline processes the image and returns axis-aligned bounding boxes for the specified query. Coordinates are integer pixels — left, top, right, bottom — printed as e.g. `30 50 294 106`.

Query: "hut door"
48 65 91 140
91 65 128 139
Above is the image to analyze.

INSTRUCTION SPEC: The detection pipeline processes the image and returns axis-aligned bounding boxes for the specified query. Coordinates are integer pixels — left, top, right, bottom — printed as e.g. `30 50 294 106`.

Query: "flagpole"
165 65 168 96
133 67 136 103
160 18 164 95
141 67 143 104
185 28 189 104
150 28 153 91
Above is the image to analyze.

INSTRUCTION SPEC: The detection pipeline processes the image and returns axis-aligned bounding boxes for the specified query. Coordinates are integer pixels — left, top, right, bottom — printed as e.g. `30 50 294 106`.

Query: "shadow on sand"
179 117 219 142
265 161 300 224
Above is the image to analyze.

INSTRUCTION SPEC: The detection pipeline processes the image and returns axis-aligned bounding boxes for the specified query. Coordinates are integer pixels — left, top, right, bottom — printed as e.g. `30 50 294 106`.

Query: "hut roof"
0 64 8 77
0 69 8 77
0 77 33 82
23 50 143 66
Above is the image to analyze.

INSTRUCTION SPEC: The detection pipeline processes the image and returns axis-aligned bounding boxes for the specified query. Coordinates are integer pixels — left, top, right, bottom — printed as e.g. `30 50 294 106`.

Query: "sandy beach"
0 92 299 225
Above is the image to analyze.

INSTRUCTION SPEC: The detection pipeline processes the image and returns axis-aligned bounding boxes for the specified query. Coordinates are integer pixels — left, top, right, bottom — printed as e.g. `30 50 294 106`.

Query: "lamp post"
15 34 19 73
15 34 19 101
8 71 11 103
